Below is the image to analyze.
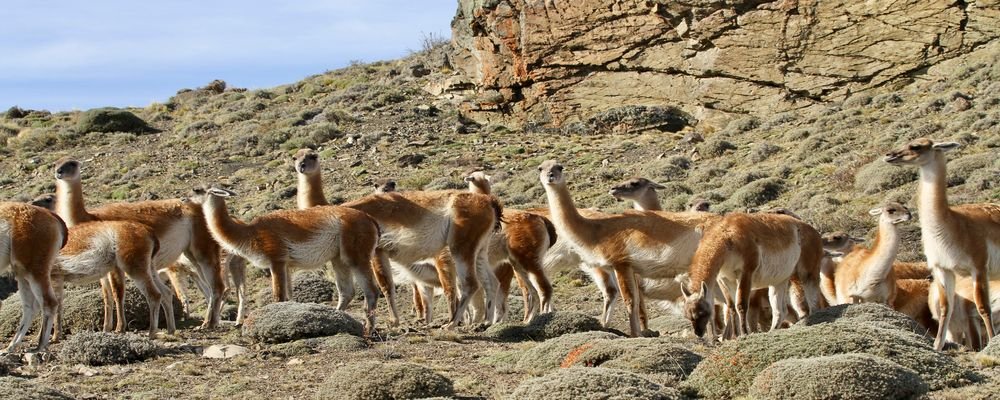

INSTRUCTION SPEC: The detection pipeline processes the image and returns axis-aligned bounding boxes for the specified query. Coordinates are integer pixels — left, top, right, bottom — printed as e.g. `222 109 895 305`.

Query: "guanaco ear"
932 141 960 152
680 284 692 300
868 207 882 216
485 174 492 183
650 182 666 190
850 236 866 243
699 281 709 298
824 250 845 258
464 176 475 182
207 187 236 197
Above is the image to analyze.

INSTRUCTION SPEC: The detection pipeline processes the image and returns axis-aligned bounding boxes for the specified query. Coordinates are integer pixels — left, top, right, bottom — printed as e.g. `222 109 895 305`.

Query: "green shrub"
855 160 918 194
58 331 159 366
749 353 928 400
698 137 736 157
315 361 454 400
242 302 363 344
77 108 154 134
727 177 785 209
509 367 682 400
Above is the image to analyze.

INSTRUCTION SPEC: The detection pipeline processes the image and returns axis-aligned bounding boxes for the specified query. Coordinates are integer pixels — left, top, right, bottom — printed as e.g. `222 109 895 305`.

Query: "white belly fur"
56 229 117 284
0 221 11 274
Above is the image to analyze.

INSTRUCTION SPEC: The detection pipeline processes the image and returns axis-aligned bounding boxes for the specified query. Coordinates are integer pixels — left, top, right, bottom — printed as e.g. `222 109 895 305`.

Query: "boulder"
451 0 1000 129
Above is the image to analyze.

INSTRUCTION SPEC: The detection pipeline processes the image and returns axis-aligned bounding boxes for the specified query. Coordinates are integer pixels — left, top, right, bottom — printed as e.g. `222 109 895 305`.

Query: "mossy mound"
0 286 181 337
855 160 917 194
267 334 368 357
0 377 73 400
562 337 702 379
796 303 925 335
514 331 620 372
58 331 159 366
509 367 682 400
256 273 336 304
77 108 154 134
685 323 972 399
526 311 604 339
483 311 604 342
242 302 363 344
315 361 454 400
979 335 1000 365
647 313 692 335
748 353 928 400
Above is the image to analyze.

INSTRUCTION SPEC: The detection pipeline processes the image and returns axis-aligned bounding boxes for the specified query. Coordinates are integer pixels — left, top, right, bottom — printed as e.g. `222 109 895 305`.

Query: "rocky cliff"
450 0 1000 130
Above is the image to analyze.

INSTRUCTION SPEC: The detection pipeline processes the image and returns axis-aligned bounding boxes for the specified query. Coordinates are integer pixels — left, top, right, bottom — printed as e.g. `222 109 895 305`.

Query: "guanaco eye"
909 144 922 150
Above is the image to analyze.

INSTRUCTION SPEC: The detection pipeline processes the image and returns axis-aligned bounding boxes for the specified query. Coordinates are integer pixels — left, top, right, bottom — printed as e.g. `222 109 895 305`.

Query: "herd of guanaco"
0 137 997 354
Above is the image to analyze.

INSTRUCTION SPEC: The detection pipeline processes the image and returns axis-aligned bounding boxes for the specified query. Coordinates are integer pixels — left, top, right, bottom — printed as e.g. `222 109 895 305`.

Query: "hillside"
1 42 997 262
1 2 1000 398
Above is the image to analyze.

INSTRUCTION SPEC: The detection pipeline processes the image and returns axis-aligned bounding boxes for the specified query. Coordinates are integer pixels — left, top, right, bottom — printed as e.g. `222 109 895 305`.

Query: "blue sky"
1 1 456 111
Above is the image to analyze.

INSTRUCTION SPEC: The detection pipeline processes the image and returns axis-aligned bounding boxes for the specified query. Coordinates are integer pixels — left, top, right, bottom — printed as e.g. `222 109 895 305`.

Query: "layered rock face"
450 0 1000 130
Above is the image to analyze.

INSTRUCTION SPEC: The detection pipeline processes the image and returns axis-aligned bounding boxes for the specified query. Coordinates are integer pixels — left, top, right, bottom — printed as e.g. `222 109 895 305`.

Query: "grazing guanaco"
687 198 711 212
609 177 687 328
538 160 718 336
885 138 1000 349
54 158 226 328
466 171 556 322
295 149 502 328
833 203 912 305
200 187 382 330
894 278 937 335
682 212 823 340
820 231 864 305
31 194 176 339
0 202 65 352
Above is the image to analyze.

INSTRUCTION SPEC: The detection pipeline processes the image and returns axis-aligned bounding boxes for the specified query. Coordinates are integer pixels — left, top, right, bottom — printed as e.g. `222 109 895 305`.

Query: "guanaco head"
373 179 397 194
680 281 712 337
883 138 960 166
30 194 56 210
464 171 493 195
821 231 864 253
293 149 321 175
538 160 565 186
869 202 912 225
54 158 82 181
608 177 664 202
687 198 711 212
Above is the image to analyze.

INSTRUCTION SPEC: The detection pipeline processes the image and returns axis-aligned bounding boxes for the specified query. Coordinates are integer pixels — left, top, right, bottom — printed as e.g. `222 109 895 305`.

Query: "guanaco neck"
917 152 952 230
297 171 328 209
55 178 95 227
202 196 254 247
630 190 662 211
860 217 901 287
543 182 592 243
468 181 491 195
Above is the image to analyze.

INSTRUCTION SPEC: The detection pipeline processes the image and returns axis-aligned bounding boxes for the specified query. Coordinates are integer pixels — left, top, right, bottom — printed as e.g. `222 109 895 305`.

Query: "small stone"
22 352 48 366
287 358 304 365
202 344 250 359
75 365 100 377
